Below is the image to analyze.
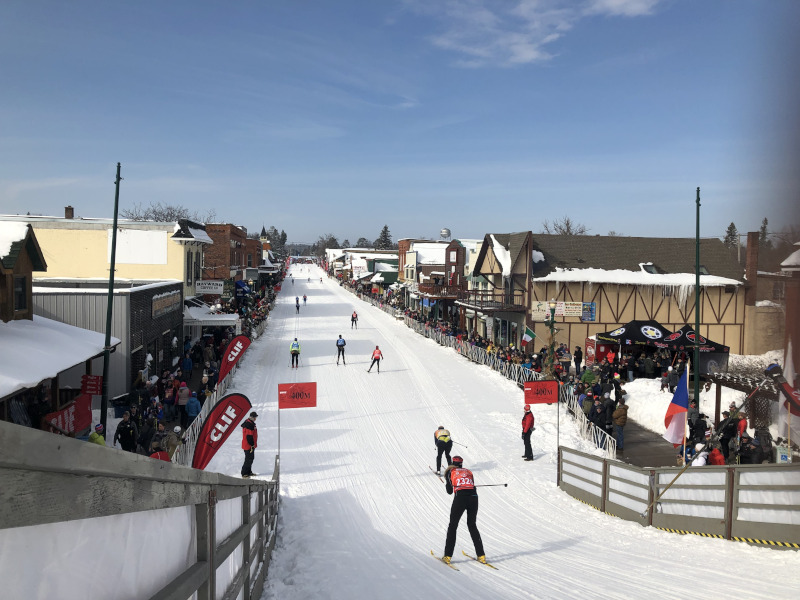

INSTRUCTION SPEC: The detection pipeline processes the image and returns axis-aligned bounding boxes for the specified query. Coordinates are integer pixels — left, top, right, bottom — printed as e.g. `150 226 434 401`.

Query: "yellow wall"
31 227 186 281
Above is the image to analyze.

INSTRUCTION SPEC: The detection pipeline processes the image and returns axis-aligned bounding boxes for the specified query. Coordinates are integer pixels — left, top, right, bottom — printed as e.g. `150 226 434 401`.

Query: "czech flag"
663 370 689 447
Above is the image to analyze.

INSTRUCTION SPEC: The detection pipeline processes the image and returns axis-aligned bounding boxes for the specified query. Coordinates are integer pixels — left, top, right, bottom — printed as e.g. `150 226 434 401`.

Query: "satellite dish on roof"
440 228 451 240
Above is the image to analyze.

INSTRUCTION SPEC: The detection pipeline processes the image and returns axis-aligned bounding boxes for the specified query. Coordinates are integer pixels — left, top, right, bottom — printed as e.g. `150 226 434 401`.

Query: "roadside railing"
0 420 280 599
558 446 800 548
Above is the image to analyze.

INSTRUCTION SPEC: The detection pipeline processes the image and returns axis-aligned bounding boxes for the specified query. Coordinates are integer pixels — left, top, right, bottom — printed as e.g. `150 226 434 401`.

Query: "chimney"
744 231 759 306
65 206 74 219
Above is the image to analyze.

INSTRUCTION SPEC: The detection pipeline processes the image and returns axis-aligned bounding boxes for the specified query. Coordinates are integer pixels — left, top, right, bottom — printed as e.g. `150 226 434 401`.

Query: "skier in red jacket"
522 404 535 461
367 346 383 373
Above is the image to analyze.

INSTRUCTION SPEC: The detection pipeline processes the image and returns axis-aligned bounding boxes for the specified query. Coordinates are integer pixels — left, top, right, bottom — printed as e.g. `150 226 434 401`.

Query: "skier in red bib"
442 456 485 565
367 345 383 373
351 311 358 329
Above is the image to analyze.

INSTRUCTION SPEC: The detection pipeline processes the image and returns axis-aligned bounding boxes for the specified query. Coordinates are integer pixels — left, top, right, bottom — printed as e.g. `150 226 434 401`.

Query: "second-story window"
186 251 193 286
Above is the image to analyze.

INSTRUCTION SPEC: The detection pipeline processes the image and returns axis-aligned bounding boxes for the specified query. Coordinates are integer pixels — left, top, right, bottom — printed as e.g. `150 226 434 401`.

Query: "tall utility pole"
100 163 122 435
694 187 701 405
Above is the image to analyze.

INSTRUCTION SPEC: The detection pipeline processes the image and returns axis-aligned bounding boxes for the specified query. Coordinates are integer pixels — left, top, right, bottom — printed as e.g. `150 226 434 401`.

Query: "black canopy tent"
595 320 674 349
663 324 730 373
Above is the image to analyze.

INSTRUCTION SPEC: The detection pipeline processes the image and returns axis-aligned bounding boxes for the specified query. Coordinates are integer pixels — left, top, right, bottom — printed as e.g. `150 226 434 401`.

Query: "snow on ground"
203 265 799 600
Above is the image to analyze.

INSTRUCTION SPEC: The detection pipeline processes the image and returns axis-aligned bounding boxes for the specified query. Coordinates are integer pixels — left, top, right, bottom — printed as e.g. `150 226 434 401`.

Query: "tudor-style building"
460 232 533 346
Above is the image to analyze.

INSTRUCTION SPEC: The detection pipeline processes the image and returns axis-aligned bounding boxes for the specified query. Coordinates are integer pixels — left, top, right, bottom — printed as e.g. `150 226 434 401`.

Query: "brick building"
202 224 247 282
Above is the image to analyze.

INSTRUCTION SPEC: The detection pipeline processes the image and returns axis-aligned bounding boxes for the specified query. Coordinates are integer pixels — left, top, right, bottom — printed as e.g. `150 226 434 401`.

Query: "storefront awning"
184 305 241 327
0 315 120 400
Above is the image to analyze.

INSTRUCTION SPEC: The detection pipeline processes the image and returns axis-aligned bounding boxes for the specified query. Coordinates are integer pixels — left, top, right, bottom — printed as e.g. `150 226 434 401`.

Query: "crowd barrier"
0 420 280 599
558 446 800 548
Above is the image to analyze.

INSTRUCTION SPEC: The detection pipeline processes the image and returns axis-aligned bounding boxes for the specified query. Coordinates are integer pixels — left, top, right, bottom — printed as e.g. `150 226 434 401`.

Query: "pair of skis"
429 550 498 571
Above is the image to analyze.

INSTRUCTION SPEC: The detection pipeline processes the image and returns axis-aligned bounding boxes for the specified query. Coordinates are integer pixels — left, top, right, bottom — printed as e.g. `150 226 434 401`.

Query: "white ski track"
203 265 800 600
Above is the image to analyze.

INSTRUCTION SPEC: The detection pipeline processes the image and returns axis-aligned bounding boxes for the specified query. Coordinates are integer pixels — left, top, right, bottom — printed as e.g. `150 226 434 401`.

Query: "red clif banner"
584 337 596 367
524 380 560 405
192 393 252 470
218 335 252 383
81 374 103 395
278 382 317 409
44 394 92 434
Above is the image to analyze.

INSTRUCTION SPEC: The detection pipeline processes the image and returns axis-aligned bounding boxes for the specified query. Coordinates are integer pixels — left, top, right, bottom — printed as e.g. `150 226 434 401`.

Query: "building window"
247 253 253 268
13 276 26 311
186 251 193 286
773 282 785 301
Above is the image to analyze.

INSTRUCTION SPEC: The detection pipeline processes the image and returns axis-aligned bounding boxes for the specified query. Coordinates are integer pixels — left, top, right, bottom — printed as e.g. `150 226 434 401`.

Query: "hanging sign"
278 382 317 409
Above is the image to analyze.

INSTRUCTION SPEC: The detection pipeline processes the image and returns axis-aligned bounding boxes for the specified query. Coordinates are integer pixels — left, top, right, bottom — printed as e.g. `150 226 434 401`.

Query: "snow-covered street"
206 266 799 600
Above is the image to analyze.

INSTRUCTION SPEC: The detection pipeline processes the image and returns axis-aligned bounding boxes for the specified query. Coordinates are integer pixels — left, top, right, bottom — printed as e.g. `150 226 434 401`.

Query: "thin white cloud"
403 0 662 68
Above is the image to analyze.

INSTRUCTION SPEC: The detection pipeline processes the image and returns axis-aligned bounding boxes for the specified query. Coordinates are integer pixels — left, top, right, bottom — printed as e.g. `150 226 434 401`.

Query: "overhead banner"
218 335 252 382
278 382 317 409
191 393 252 470
524 380 559 404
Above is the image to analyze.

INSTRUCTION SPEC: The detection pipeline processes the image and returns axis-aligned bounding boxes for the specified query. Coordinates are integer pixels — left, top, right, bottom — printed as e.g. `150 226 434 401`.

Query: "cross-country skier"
336 335 346 365
303 294 307 306
441 456 486 565
434 426 453 474
290 338 301 368
367 345 383 373
295 297 300 314
522 404 535 461
351 310 358 329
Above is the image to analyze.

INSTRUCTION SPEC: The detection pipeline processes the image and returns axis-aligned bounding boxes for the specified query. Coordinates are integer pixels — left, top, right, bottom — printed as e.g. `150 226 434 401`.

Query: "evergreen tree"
342 239 351 248
374 225 393 250
356 237 372 248
759 218 772 249
723 222 738 249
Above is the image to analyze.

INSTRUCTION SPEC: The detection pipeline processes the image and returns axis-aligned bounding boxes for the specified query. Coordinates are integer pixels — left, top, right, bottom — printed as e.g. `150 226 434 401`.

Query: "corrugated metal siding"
32 293 130 399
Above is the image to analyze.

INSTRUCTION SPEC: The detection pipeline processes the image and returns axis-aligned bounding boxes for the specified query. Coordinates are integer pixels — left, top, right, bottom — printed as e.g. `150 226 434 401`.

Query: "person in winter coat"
177 381 191 429
137 417 156 454
708 445 726 466
88 423 106 446
693 443 710 466
149 422 168 453
687 400 700 428
602 392 615 435
588 400 606 431
367 346 383 373
336 335 347 365
581 391 594 416
164 426 184 458
114 411 138 452
667 366 679 392
434 426 453 474
241 412 258 477
738 434 764 464
612 398 628 451
573 346 583 377
441 456 486 566
290 338 301 368
351 311 358 329
186 393 202 426
521 405 535 461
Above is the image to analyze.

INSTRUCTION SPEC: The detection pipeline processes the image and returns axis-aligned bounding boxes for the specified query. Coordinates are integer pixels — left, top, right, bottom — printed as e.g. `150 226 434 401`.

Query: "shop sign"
196 280 224 295
81 374 103 396
581 302 596 322
152 290 181 318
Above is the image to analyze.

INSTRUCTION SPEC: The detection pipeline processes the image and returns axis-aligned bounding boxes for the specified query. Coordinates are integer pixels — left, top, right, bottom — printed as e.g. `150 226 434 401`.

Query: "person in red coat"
708 446 726 465
367 346 384 373
241 412 258 477
521 404 535 461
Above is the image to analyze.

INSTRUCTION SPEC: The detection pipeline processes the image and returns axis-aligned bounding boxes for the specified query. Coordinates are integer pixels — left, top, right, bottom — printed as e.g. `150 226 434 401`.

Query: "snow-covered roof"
33 280 182 295
490 234 512 277
370 274 384 283
0 222 28 259
0 315 120 399
374 262 395 272
535 267 741 287
412 243 447 265
781 247 800 271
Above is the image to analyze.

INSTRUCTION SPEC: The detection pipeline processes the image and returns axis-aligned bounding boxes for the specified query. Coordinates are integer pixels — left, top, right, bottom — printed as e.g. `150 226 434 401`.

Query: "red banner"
584 337 596 367
278 382 317 409
81 374 103 395
191 393 252 470
524 380 559 404
44 394 92 434
218 335 252 383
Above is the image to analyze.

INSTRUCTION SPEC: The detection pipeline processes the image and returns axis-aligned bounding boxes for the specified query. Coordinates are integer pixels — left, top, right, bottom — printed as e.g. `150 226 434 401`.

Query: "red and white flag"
218 335 251 382
192 393 252 470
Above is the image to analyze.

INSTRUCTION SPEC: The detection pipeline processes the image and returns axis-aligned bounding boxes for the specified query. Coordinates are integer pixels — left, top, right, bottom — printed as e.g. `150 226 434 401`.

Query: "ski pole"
428 465 444 482
639 376 770 518
475 483 508 488
452 441 468 448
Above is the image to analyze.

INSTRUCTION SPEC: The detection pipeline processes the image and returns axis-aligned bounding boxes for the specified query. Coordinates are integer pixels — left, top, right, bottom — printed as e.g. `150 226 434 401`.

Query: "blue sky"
1 0 797 245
